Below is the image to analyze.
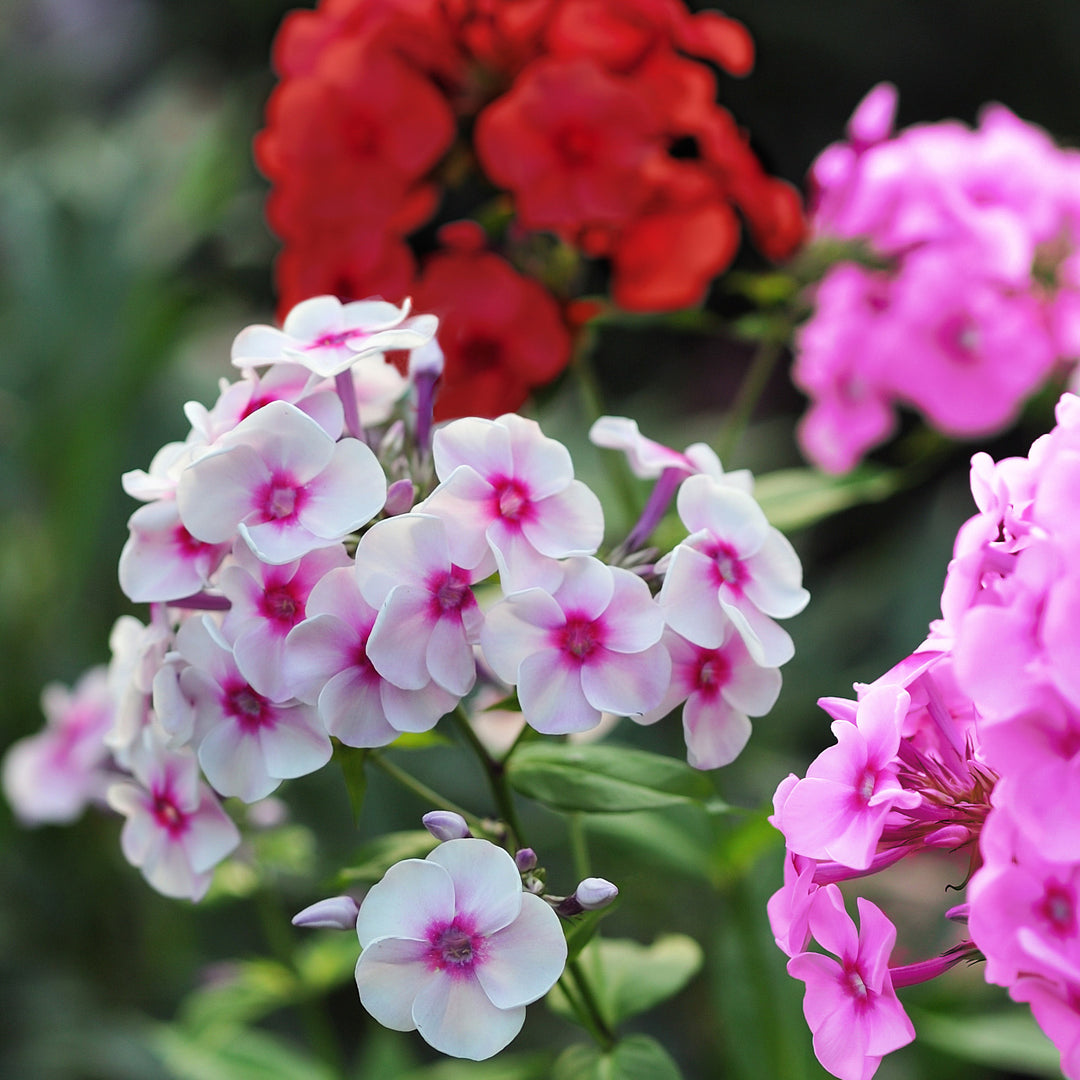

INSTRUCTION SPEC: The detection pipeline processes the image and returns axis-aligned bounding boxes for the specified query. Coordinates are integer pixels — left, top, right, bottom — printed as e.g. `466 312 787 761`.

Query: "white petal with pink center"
231 295 437 379
358 515 482 697
354 838 566 1060
481 557 670 734
418 414 603 592
177 400 385 565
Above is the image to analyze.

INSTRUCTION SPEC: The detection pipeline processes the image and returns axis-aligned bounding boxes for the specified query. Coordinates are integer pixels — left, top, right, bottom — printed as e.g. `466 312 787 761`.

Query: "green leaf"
294 932 361 993
563 908 608 963
390 730 453 750
149 1023 338 1080
178 960 297 1036
507 743 712 813
552 1036 683 1080
583 805 717 884
336 744 368 824
338 830 438 884
550 935 703 1028
753 465 904 532
910 1007 1064 1077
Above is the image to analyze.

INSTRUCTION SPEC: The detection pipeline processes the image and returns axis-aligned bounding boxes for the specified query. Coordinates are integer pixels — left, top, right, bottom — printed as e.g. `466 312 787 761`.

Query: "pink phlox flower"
970 809 1080 989
231 295 437 379
106 613 173 763
354 837 567 1060
106 726 240 901
952 450 1036 560
355 514 483 698
175 615 331 803
481 555 670 735
285 566 459 747
119 499 232 604
2 666 115 826
417 413 604 592
587 415 751 488
768 846 819 958
219 541 352 699
786 885 915 1080
658 473 809 667
177 399 386 565
185 362 345 445
778 684 921 870
1010 976 1080 1080
636 625 781 769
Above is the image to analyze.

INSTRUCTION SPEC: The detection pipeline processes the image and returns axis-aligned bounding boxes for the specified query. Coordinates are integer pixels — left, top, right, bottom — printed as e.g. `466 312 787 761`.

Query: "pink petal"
427 839 523 935
356 858 455 945
297 438 386 539
367 587 437 691
480 590 564 684
321 669 399 747
580 643 671 717
517 651 600 734
683 693 753 768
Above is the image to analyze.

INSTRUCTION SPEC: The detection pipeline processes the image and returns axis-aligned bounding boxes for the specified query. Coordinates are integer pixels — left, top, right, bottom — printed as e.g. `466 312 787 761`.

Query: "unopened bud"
574 877 619 910
945 903 970 923
292 895 360 930
409 337 444 378
515 848 537 872
422 810 471 842
923 825 971 849
384 478 416 517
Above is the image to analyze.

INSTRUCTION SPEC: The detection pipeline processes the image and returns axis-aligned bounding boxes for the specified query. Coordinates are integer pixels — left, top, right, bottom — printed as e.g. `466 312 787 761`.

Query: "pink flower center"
856 767 878 805
258 473 306 523
224 682 274 732
310 326 371 351
425 917 486 977
560 615 604 661
1040 881 1077 937
844 964 869 1002
695 652 729 695
939 313 980 365
708 541 746 589
428 567 474 617
151 791 188 839
491 476 531 524
260 583 305 629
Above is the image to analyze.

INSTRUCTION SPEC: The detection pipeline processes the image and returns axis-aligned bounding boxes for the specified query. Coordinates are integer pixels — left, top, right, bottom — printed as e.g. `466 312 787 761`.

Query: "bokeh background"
1 1 1076 1077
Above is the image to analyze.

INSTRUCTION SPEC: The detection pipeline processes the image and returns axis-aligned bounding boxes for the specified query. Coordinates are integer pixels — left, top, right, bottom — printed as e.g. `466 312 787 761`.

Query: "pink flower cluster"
795 83 1080 473
770 391 1080 1079
4 295 807 901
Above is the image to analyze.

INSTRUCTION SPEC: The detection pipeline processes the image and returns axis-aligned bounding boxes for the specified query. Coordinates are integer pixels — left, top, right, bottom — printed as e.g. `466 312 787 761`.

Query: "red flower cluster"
257 0 804 417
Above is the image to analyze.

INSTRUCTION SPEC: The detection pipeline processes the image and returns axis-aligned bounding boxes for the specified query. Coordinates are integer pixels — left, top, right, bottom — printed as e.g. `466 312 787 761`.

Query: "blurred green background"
0 1 1074 1077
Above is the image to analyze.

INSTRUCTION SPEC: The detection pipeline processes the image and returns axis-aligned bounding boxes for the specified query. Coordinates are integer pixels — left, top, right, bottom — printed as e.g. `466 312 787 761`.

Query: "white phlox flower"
354 838 567 1060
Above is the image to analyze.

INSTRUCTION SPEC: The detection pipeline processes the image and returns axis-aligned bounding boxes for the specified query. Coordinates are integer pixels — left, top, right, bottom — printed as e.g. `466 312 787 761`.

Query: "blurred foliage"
0 1 1072 1078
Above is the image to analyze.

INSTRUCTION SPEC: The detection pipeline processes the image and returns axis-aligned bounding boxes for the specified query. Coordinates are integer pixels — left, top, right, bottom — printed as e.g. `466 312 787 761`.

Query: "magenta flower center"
261 583 304 628
225 682 274 732
695 652 730 693
707 541 746 589
492 476 531 523
1040 881 1077 936
310 326 370 351
429 567 474 617
259 473 305 522
560 615 604 661
856 767 877 805
426 917 486 977
844 963 869 1002
151 791 188 838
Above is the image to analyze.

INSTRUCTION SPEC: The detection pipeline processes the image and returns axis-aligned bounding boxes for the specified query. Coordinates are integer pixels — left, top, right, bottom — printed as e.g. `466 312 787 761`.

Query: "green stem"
450 705 528 849
556 970 609 1048
567 956 616 1051
716 336 785 464
568 813 591 881
366 750 482 830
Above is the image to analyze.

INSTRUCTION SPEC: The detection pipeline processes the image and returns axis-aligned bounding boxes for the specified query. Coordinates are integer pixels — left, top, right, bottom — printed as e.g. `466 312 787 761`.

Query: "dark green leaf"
753 465 904 532
402 1051 554 1080
336 744 368 824
507 743 712 813
552 1036 683 1080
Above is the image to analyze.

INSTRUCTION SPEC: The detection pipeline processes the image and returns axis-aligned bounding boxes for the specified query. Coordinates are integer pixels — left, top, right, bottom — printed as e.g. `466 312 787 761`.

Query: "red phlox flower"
411 246 572 419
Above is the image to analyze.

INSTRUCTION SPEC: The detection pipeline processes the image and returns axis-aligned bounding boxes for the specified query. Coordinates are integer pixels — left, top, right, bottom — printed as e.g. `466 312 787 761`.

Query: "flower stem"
366 749 482 830
568 813 591 880
335 369 366 443
566 955 616 1051
449 705 528 849
716 336 785 464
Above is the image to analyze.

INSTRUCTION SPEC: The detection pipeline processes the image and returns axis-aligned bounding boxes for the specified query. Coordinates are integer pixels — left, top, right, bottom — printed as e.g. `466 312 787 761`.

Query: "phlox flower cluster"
257 0 805 418
794 83 1080 473
770 391 1080 1079
3 294 808 908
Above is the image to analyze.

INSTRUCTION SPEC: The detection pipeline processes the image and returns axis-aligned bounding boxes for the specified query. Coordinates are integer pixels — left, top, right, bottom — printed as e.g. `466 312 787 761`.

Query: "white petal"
500 413 574 500
480 591 562 684
683 693 753 769
659 545 730 648
553 556 614 619
476 892 567 1008
356 858 454 946
520 481 604 557
677 475 767 556
259 706 332 779
297 438 386 538
517 651 600 734
320 669 399 747
743 529 810 618
381 679 458 734
367 587 436 690
426 615 477 697
600 569 665 653
198 722 279 803
581 642 671 718
178 445 266 543
426 839 522 935
231 324 293 367
432 418 510 482
356 514 449 606
355 940 431 1031
412 972 525 1060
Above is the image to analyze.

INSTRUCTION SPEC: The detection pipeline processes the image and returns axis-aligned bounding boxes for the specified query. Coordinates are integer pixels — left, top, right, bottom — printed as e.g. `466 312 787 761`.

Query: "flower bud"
409 337 445 378
384 478 416 517
515 847 538 872
292 895 360 930
422 810 471 842
573 877 619 910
